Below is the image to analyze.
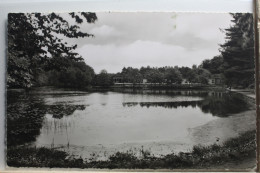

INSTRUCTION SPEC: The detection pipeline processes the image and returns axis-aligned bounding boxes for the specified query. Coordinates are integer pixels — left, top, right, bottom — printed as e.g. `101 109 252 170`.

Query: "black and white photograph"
6 12 256 170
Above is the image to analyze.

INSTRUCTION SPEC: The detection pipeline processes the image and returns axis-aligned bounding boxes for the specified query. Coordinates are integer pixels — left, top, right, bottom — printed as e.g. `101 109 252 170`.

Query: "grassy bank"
7 130 256 169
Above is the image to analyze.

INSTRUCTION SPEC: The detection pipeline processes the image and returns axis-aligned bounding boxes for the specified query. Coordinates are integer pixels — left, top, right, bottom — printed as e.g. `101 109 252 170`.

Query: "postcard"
6 12 257 171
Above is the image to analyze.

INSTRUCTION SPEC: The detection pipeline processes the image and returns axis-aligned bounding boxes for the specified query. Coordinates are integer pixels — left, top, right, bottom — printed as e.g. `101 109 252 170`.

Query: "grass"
7 130 256 169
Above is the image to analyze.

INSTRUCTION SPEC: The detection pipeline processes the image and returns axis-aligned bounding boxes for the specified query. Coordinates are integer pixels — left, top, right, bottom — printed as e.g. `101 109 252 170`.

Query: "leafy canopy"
220 13 254 87
8 12 97 88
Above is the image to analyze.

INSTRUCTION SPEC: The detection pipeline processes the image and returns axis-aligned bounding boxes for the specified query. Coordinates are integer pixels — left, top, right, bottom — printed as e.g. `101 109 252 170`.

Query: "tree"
196 68 211 84
7 12 97 88
192 64 197 69
200 55 224 74
121 67 142 83
148 70 164 83
165 68 183 84
94 69 113 87
186 67 211 84
42 60 94 88
187 69 198 83
179 67 192 79
220 13 254 88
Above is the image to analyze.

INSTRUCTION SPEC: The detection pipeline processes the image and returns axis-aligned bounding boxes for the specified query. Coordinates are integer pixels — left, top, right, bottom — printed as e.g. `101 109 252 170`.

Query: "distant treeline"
7 13 254 89
103 65 211 85
34 64 212 88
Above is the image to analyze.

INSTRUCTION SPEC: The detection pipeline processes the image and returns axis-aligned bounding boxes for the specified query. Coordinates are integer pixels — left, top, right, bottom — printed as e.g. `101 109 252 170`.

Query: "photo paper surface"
6 12 256 170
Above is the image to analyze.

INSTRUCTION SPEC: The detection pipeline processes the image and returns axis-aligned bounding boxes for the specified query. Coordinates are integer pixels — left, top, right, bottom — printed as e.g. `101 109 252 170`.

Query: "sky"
64 12 233 74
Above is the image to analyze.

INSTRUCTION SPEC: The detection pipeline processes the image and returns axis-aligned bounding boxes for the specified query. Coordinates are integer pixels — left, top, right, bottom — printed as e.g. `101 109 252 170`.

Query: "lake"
7 87 252 161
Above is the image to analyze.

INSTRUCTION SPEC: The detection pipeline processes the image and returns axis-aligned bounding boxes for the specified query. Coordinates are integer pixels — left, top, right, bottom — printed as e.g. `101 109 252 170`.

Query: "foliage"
178 67 192 79
57 62 94 88
196 68 211 84
7 130 256 169
36 60 95 88
116 66 185 84
164 68 183 84
92 69 113 87
121 67 143 83
139 67 165 83
200 55 224 74
220 13 254 88
186 67 211 84
7 147 69 168
8 12 97 88
110 65 215 86
8 13 255 89
147 70 164 83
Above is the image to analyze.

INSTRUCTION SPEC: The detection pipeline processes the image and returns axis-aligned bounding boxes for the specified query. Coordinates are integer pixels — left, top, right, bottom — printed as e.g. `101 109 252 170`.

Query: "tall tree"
200 55 224 74
8 12 97 88
220 13 254 88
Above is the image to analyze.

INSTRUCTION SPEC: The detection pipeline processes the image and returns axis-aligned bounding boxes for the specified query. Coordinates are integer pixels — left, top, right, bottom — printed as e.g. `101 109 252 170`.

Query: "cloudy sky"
65 12 232 74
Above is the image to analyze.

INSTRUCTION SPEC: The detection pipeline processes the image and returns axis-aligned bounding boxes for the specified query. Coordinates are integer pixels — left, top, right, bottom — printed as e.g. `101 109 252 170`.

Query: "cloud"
62 12 233 73
89 25 122 37
77 40 219 73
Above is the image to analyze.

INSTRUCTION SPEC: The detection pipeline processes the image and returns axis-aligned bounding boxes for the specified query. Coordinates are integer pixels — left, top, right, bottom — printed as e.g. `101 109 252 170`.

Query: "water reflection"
113 88 211 97
46 105 86 119
123 101 200 109
122 93 249 117
7 88 250 153
7 90 46 146
7 89 87 146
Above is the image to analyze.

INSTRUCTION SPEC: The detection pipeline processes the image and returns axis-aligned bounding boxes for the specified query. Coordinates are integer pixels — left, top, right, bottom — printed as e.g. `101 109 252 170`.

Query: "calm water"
7 87 250 160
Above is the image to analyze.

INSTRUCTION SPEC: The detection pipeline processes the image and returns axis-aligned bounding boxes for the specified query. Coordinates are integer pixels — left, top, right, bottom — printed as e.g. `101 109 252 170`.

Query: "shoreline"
6 87 257 169
190 109 256 146
7 85 226 91
29 108 256 163
7 129 256 170
7 106 257 169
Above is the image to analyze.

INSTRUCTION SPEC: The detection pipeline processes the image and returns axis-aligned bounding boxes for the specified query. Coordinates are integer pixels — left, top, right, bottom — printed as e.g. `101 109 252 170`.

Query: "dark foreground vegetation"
7 130 256 169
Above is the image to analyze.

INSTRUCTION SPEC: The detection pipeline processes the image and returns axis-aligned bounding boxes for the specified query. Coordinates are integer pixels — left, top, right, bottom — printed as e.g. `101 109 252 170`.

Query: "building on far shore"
113 75 148 84
113 75 124 83
113 74 224 86
181 79 191 85
142 79 148 84
208 74 223 85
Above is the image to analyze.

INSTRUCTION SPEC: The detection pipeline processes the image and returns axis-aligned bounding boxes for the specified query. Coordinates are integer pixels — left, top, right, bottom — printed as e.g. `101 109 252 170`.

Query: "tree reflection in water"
7 90 46 146
7 89 250 148
7 90 86 147
122 92 250 117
